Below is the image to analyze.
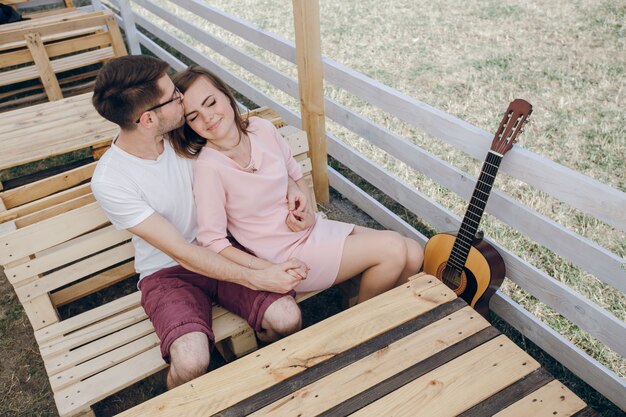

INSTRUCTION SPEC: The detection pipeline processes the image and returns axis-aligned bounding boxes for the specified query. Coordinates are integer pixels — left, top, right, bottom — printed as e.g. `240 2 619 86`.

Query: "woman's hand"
286 210 316 232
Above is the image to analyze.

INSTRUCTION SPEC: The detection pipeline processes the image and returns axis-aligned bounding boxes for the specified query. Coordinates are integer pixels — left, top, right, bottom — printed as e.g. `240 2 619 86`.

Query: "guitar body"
424 232 505 318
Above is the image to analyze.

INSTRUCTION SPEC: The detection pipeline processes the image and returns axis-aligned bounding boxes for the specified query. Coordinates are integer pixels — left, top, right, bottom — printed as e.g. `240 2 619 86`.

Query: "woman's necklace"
208 133 257 173
206 132 242 151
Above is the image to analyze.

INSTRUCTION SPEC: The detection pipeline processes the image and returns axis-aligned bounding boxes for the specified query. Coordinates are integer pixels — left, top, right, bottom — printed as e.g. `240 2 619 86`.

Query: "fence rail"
103 0 625 409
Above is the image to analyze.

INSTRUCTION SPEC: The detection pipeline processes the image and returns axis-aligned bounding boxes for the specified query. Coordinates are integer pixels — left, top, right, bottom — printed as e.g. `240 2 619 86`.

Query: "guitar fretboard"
447 151 502 272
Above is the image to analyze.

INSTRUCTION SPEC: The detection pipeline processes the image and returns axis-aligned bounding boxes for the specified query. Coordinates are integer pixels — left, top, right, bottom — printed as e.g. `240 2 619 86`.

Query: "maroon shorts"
138 265 293 362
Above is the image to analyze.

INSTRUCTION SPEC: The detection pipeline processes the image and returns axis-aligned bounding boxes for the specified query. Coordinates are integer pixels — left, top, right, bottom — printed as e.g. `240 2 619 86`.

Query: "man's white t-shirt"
91 139 197 280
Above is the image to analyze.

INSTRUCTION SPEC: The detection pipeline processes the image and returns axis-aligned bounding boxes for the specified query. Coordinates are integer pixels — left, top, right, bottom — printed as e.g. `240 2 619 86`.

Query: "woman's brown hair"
169 65 249 158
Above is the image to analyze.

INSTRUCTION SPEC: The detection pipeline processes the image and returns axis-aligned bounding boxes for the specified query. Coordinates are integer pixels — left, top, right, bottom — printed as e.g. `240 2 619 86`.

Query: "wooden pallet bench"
117 273 596 417
0 108 322 416
0 9 126 110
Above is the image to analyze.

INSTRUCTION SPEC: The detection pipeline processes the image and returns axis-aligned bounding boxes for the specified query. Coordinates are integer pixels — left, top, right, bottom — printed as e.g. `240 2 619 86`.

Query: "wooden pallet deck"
116 274 594 417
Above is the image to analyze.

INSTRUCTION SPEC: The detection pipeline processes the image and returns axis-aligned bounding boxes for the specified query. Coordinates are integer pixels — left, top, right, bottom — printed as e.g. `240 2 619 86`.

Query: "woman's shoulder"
247 115 276 132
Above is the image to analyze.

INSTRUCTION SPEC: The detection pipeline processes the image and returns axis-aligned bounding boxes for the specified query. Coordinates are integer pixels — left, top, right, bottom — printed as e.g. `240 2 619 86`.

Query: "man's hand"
249 258 309 293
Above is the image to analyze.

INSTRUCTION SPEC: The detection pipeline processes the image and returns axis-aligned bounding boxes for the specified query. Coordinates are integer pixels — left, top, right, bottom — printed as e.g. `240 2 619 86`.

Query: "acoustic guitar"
423 99 533 318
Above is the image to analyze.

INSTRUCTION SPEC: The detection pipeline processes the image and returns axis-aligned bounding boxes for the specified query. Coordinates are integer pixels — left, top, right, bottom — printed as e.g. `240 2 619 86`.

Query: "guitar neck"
448 150 503 271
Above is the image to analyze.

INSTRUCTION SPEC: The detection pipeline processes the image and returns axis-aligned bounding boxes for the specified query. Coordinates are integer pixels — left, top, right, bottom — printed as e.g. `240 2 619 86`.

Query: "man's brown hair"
169 65 249 158
92 56 169 130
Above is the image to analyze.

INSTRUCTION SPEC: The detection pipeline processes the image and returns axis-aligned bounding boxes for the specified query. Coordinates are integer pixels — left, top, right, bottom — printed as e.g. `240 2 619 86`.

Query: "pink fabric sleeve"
270 121 303 181
193 161 232 254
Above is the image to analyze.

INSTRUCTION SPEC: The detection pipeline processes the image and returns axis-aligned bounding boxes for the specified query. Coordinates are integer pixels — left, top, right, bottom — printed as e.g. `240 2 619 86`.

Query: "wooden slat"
15 193 96 228
55 346 167 417
15 242 134 302
352 336 539 416
458 368 554 417
493 380 587 417
104 12 127 57
0 203 109 265
115 275 452 417
34 291 140 344
250 306 490 416
328 134 626 359
39 302 147 359
49 260 136 307
25 32 63 100
5 225 129 285
49 332 160 391
2 11 110 44
491 292 626 411
45 317 153 374
0 168 93 211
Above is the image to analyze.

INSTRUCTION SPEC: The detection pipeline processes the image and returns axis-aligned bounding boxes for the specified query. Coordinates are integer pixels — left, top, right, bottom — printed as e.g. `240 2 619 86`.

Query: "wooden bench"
0 113 319 417
117 273 596 417
0 10 126 110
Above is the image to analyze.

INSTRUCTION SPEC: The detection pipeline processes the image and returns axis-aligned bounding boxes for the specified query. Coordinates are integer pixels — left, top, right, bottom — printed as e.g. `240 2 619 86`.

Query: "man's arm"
128 212 305 293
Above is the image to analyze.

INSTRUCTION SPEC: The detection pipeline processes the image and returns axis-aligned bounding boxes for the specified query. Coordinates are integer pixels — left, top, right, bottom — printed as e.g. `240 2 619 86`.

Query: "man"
91 55 306 389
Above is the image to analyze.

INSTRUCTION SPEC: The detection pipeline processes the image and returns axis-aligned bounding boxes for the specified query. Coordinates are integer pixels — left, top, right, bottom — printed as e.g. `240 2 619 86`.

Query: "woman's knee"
169 332 211 382
377 231 409 267
405 238 424 272
263 296 302 336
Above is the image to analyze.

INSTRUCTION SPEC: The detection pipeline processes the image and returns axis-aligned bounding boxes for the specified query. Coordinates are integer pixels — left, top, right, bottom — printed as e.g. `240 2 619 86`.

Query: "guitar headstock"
491 98 533 155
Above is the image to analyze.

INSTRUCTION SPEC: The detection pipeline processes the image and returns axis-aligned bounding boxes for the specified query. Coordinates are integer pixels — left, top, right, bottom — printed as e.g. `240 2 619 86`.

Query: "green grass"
122 0 626 382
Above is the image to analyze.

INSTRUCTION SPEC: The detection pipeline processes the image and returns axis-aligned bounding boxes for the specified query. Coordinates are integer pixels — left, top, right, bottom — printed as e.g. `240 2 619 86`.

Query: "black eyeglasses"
135 87 182 123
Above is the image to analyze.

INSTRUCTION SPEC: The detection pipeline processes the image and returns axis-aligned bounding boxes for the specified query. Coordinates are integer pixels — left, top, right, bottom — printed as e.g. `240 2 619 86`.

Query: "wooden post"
117 0 141 55
292 0 329 203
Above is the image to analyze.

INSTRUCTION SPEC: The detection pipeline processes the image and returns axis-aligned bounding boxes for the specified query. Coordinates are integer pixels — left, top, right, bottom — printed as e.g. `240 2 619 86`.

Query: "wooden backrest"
0 112 314 332
0 10 127 102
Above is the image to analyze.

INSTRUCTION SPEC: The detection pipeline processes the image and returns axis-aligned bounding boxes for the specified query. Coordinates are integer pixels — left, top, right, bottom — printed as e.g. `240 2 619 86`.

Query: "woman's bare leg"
397 237 424 285
333 226 408 303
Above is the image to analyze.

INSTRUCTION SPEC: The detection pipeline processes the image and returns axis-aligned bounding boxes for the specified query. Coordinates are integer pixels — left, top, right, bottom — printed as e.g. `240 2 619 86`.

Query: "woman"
170 65 423 303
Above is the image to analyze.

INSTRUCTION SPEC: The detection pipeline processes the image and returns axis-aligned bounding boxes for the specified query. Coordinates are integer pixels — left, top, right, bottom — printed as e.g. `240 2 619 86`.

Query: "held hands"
252 258 309 293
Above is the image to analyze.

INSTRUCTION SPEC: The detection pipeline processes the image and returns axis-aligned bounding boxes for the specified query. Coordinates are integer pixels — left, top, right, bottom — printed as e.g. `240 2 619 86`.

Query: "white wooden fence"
101 0 625 409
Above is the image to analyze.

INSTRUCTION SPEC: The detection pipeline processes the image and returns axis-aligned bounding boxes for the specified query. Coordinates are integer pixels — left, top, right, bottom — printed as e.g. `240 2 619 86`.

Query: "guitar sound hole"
436 262 467 296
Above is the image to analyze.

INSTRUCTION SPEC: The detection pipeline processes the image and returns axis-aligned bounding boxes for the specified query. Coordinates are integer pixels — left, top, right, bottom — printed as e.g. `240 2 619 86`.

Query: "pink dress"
193 117 354 292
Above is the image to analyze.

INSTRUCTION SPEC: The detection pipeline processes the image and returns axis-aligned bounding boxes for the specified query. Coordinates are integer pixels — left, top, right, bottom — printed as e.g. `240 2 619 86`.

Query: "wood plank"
491 292 626 411
458 368 554 417
0 203 110 265
352 335 540 416
117 0 140 54
220 298 468 416
22 293 60 330
15 193 96 228
15 242 134 302
250 306 490 416
6 225 129 285
55 346 167 417
494 380 587 417
25 32 64 101
324 98 626 292
39 302 147 359
49 260 136 306
45 317 154 375
34 291 140 344
49 332 160 391
2 12 110 44
328 134 626 358
0 173 93 213
116 275 452 417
